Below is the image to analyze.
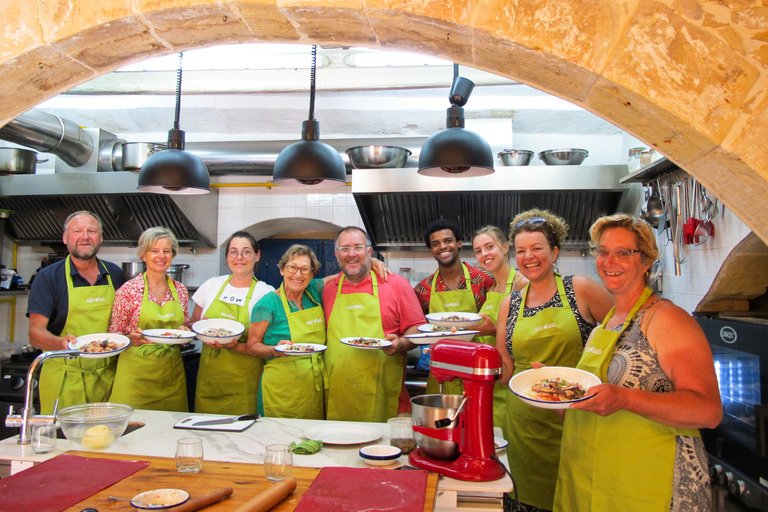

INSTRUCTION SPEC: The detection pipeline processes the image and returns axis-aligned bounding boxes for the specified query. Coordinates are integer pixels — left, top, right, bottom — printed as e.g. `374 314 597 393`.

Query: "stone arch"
2 1 767 240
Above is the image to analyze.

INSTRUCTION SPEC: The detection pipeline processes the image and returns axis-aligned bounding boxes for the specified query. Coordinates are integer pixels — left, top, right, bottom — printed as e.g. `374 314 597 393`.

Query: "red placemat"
0 453 149 512
293 466 429 512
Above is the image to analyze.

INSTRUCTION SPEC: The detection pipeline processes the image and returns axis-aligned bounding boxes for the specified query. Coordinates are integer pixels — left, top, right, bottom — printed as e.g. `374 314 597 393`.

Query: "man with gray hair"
27 211 126 413
322 226 425 422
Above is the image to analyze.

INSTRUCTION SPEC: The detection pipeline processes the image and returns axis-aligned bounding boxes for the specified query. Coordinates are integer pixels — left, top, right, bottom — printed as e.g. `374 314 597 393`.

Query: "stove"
0 350 41 440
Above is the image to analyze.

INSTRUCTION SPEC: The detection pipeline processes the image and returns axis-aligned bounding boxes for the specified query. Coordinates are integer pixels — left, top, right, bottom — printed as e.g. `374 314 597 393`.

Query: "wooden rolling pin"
164 487 233 512
232 477 298 512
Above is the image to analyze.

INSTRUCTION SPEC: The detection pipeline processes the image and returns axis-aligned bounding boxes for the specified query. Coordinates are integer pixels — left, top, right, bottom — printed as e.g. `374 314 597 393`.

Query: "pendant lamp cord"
174 52 183 130
453 62 459 78
308 45 317 122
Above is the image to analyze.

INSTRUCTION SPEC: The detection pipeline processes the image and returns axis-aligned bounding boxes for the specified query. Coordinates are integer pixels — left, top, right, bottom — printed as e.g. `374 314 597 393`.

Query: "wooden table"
64 450 439 511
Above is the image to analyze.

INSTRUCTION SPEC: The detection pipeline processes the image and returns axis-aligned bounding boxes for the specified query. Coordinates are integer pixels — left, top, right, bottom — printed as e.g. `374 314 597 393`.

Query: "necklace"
288 299 301 310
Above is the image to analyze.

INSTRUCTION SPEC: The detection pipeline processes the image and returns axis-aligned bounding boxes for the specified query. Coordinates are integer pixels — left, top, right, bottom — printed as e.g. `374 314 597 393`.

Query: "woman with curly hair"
497 209 614 512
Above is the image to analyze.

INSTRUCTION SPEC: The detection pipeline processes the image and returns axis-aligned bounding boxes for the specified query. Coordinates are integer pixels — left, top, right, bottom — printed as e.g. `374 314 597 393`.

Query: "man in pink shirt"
322 226 425 422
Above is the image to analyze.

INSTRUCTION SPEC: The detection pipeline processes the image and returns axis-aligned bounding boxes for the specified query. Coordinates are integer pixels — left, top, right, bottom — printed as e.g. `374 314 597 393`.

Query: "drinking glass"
388 417 416 454
31 423 57 454
175 438 203 474
264 444 293 481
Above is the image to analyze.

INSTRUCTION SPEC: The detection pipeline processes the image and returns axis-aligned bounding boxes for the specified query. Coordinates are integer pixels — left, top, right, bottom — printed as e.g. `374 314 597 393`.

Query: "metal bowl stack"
538 148 589 165
497 149 533 166
346 145 412 169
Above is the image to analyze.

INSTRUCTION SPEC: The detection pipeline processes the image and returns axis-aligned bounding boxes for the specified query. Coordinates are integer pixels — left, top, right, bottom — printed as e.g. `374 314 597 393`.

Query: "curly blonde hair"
589 214 659 267
508 209 569 251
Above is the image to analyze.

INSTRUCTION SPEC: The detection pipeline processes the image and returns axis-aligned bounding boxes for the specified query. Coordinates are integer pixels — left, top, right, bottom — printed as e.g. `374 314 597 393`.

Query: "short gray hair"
64 211 103 234
278 244 321 273
136 227 179 259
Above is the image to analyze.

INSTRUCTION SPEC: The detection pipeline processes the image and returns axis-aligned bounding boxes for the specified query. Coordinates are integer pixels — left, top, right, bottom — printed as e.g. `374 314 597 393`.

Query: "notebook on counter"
173 415 257 432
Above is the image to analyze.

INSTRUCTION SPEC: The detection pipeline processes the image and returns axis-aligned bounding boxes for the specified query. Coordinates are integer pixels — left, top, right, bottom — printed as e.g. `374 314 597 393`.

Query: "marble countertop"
0 409 513 495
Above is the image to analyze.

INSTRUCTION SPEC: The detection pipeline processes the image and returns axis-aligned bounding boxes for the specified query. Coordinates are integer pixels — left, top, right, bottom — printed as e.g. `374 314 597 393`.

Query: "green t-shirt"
250 278 324 346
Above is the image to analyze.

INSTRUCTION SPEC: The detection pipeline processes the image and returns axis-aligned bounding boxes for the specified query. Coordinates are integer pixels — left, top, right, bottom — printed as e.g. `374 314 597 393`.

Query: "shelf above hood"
352 166 633 251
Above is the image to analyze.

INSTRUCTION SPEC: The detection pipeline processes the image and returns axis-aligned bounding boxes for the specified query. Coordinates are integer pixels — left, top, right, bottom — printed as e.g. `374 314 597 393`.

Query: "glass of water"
31 423 57 454
264 444 292 481
175 438 203 474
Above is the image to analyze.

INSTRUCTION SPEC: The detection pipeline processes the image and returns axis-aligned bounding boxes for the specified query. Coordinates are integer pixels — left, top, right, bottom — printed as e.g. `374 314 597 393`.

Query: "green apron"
325 272 402 422
424 264 478 395
262 283 327 419
476 269 516 436
110 274 188 412
554 287 700 512
39 256 117 414
194 276 262 414
506 275 582 510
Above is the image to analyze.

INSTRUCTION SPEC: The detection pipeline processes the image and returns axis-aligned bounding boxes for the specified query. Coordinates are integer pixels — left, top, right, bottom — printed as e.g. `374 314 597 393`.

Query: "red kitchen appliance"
409 339 506 481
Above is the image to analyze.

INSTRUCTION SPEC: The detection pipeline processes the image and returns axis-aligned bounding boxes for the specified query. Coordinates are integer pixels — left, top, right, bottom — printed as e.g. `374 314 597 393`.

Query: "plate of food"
405 330 480 345
304 424 382 445
417 323 465 333
425 312 483 329
192 318 245 345
274 343 327 355
339 337 392 349
509 366 601 410
130 489 190 509
141 329 196 345
69 333 130 358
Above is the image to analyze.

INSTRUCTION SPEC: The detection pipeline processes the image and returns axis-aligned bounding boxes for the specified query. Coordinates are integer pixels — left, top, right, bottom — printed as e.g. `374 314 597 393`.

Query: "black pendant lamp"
138 53 210 195
418 64 494 177
272 46 346 188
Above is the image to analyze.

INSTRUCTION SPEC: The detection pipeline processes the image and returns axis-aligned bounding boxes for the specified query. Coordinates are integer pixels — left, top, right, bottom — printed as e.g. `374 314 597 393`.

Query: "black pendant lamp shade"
418 74 494 177
272 46 346 188
138 53 210 195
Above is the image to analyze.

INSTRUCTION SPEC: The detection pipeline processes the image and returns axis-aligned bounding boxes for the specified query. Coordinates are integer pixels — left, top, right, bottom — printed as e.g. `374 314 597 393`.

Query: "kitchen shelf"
620 157 682 184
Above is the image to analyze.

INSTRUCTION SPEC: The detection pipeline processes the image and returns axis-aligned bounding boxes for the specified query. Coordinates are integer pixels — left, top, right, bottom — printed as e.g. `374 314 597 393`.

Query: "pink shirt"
109 275 190 334
322 272 426 336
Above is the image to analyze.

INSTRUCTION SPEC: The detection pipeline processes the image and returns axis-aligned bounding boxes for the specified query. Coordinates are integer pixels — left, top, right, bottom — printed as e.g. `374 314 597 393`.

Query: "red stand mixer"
408 339 507 481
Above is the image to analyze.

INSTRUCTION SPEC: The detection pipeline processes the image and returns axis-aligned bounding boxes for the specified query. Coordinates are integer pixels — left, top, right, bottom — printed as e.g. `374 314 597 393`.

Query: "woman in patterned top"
496 209 614 512
554 214 721 512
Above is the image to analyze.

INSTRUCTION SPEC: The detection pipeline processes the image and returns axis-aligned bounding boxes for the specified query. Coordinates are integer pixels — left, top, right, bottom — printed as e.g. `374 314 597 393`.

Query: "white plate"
192 318 245 345
425 312 483 329
494 437 508 451
417 323 465 333
405 330 480 345
339 337 392 349
131 489 190 509
69 333 130 359
304 424 383 445
141 329 196 344
274 343 327 356
509 366 601 410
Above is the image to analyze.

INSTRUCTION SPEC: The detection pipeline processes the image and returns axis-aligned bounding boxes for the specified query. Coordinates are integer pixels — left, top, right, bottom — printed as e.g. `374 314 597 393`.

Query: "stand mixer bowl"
411 394 464 460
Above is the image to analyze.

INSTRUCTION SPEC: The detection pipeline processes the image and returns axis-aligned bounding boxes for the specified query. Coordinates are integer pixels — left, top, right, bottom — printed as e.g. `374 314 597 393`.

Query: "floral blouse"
109 275 190 334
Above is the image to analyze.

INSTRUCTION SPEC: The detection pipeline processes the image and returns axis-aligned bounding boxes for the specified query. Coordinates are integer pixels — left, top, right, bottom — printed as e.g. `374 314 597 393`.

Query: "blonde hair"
136 227 179 259
473 225 509 254
589 214 660 267
508 209 569 250
278 244 321 274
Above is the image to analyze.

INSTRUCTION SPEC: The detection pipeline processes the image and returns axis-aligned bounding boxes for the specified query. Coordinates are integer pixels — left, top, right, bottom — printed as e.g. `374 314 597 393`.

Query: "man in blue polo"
27 211 126 413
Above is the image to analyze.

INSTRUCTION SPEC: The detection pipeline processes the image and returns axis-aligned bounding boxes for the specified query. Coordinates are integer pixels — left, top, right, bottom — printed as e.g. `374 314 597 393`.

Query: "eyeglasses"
590 247 642 262
336 244 368 255
284 263 313 276
228 249 254 258
513 217 547 230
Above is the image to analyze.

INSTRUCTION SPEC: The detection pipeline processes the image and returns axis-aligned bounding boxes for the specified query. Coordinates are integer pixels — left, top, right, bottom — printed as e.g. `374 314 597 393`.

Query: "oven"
0 350 40 440
698 316 768 511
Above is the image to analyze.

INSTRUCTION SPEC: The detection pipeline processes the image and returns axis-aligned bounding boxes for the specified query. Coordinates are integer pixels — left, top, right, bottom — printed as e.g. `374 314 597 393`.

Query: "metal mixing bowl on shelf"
497 149 533 166
346 145 412 169
56 402 134 450
538 148 589 165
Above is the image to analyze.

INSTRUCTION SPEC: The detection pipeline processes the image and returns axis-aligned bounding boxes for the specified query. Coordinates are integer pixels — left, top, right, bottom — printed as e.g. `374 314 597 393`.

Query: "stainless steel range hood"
0 172 218 247
352 166 633 251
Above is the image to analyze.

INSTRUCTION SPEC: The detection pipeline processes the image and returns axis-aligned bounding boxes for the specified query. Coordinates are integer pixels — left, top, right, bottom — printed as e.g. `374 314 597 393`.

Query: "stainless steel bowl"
346 145 412 169
538 148 589 165
411 394 464 460
497 149 533 166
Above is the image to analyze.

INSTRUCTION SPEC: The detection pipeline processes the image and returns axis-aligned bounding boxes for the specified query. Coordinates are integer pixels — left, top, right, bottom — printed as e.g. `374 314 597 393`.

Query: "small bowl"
346 145 412 169
538 148 589 165
192 318 245 345
497 149 533 166
57 402 134 450
359 444 402 466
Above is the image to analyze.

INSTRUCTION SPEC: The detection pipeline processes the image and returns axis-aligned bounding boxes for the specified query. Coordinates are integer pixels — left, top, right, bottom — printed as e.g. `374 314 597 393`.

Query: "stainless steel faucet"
5 349 80 444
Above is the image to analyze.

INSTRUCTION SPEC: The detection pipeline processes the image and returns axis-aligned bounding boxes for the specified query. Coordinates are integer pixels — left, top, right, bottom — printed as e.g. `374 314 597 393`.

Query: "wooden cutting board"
64 451 439 512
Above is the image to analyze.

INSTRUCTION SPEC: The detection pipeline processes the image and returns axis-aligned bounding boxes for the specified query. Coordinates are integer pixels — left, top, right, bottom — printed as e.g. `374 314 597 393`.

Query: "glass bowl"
56 402 134 450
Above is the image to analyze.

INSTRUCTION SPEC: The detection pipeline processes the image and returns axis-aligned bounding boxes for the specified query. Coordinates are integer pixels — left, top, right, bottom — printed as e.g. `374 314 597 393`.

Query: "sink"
56 421 145 440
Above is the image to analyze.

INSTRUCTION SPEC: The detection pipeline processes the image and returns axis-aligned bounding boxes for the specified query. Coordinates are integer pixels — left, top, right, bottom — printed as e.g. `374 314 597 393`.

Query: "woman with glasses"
553 214 720 512
471 225 528 436
190 231 275 414
496 209 614 512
